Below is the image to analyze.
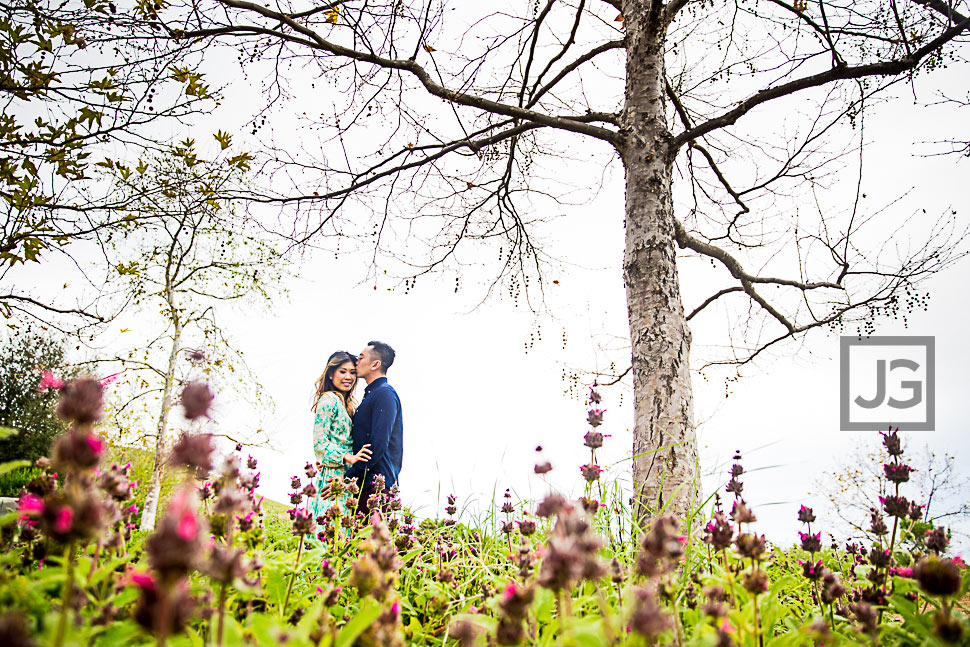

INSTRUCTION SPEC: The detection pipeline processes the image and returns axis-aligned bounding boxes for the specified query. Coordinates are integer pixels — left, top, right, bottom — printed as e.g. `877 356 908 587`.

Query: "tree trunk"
139 317 182 531
621 1 698 528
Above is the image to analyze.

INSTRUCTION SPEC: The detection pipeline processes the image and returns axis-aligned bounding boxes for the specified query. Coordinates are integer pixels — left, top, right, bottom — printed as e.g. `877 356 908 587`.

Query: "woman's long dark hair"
312 351 358 416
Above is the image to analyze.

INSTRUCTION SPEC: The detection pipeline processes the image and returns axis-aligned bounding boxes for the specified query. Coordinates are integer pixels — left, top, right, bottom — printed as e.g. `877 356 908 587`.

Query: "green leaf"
213 129 232 150
0 426 19 440
335 598 381 647
0 459 31 476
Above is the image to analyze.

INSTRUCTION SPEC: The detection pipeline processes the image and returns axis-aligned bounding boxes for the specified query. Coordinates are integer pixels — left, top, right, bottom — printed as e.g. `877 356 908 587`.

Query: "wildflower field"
0 377 967 647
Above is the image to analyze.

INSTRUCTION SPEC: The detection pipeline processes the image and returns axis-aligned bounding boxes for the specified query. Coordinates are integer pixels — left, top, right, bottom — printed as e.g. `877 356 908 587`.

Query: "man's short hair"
367 341 396 372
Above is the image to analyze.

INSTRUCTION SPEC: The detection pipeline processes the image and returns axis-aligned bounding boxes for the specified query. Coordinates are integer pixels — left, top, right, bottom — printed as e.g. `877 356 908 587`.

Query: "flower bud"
180 382 213 420
170 432 215 475
797 505 816 524
913 556 961 597
55 378 104 423
534 461 553 474
579 463 602 483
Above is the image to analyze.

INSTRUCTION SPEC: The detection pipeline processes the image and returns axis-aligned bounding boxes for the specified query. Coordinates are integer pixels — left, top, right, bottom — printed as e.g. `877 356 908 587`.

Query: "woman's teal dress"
308 392 353 521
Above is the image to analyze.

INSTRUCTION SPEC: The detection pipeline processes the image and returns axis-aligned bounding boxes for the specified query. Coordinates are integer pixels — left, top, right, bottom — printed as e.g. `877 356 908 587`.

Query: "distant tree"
0 0 215 328
815 438 970 546
0 330 72 463
86 140 285 530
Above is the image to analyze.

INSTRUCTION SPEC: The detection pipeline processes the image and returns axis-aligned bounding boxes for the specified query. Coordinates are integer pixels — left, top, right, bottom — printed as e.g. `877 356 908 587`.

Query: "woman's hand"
343 444 372 465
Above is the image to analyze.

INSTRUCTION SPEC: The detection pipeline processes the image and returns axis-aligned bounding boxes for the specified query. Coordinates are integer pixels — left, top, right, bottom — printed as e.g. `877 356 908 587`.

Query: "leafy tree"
88 140 284 530
0 0 215 327
0 329 71 464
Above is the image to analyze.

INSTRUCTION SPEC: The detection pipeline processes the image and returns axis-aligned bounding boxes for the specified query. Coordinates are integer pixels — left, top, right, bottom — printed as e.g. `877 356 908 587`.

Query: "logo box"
839 336 935 431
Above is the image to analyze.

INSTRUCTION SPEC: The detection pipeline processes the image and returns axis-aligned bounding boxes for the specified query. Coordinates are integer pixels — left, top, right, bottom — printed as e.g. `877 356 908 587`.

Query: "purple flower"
925 527 950 554
534 462 553 475
55 378 104 423
742 569 768 594
704 512 733 552
735 533 766 560
880 427 903 456
730 501 756 524
170 432 215 475
725 478 743 497
797 505 816 524
180 382 214 420
799 559 824 581
799 531 821 553
517 519 536 536
586 409 605 428
884 462 914 484
629 588 669 638
536 493 565 518
579 463 602 483
880 494 910 518
913 555 961 597
52 428 105 471
584 431 604 449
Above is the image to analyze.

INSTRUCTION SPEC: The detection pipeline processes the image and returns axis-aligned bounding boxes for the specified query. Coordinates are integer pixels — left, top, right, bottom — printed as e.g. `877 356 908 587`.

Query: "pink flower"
720 619 735 634
37 370 65 393
54 507 73 534
316 586 324 594
391 600 401 615
953 556 966 569
130 571 156 591
177 508 198 541
128 504 139 514
85 434 104 457
503 581 517 601
100 373 119 387
18 494 44 517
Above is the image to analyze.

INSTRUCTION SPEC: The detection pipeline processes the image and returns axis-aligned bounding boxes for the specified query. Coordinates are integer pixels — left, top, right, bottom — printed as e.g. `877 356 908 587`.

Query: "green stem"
752 592 764 647
54 542 76 647
217 581 228 647
282 535 306 618
594 584 616 646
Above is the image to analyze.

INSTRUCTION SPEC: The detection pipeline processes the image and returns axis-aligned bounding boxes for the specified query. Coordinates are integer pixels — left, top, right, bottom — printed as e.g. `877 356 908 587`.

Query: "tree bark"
621 0 698 527
139 315 182 531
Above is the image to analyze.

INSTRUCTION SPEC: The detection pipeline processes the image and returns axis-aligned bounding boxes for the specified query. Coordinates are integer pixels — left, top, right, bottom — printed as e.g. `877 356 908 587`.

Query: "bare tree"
816 438 970 545
127 0 970 523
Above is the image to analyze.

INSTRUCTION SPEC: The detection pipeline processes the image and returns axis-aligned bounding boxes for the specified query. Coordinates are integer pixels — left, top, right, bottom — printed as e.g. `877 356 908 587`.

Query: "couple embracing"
307 341 403 518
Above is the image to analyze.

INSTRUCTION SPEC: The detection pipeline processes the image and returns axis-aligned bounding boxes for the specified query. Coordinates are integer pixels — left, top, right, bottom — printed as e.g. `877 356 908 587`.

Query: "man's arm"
345 389 399 481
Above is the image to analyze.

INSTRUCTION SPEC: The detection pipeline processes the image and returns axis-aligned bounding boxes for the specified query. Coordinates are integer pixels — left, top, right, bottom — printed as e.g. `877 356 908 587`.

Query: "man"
345 340 403 513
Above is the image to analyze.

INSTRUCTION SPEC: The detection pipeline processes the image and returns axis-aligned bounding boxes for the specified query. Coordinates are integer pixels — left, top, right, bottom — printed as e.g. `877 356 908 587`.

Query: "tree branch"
671 14 970 148
199 0 620 143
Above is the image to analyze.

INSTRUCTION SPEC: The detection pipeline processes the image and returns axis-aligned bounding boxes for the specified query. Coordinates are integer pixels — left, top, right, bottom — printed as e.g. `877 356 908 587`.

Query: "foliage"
0 0 217 326
0 330 72 464
0 379 967 647
0 467 42 498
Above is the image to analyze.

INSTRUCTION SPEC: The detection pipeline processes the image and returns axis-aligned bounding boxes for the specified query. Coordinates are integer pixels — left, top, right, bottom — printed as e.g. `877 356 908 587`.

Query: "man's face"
356 346 380 380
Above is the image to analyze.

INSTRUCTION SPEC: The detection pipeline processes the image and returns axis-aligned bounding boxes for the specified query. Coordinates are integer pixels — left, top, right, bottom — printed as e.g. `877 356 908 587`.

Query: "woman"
308 351 371 520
